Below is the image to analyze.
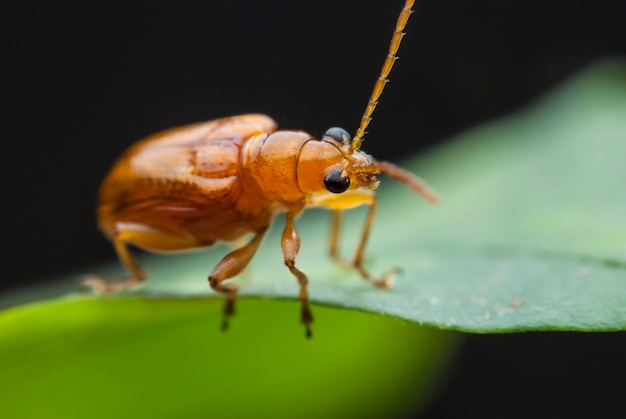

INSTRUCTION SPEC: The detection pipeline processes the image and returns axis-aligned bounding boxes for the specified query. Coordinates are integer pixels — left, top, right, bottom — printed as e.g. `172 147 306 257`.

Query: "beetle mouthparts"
375 161 439 204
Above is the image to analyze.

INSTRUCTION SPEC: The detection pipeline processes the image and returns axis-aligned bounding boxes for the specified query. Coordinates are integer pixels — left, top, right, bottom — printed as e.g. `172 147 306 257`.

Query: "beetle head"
296 128 380 195
297 127 438 204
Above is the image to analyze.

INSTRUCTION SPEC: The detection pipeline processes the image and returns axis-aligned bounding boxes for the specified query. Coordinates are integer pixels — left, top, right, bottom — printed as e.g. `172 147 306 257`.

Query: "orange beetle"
83 0 437 337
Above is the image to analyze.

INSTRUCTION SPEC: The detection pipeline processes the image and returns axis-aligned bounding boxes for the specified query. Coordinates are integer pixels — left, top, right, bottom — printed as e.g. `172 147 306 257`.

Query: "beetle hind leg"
82 229 148 294
83 222 207 294
208 229 267 332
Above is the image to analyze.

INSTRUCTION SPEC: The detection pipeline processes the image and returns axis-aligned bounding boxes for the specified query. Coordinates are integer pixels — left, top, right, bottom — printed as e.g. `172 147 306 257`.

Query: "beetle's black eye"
324 127 351 143
324 169 350 194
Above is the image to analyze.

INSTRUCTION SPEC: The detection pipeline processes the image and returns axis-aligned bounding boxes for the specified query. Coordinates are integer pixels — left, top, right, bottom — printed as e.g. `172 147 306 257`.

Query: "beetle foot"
371 273 395 289
221 298 236 332
360 266 398 289
220 317 230 332
372 278 392 288
301 302 314 339
80 275 140 294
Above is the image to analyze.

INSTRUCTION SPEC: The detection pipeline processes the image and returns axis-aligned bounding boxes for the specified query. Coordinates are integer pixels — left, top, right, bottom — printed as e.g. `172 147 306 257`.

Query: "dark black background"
3 0 626 417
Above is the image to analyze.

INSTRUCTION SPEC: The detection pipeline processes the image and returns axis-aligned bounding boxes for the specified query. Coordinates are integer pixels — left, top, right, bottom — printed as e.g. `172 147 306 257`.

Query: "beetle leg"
309 189 395 288
328 209 364 270
328 210 343 262
349 196 397 289
82 227 148 294
229 235 254 282
282 212 313 338
208 228 267 331
82 222 205 293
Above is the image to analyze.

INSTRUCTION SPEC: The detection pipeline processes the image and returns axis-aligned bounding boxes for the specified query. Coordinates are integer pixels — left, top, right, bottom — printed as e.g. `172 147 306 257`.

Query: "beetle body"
97 113 384 252
84 0 436 337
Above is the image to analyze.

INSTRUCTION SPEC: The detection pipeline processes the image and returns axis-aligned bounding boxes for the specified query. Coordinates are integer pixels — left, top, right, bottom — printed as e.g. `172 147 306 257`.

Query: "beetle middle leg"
208 228 267 331
282 212 313 338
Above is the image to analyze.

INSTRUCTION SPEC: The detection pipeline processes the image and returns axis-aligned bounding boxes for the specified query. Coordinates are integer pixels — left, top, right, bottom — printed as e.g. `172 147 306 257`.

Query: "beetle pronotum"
83 0 437 337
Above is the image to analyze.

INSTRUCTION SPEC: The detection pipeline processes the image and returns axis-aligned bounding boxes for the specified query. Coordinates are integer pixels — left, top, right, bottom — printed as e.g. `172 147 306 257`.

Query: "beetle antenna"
352 0 415 151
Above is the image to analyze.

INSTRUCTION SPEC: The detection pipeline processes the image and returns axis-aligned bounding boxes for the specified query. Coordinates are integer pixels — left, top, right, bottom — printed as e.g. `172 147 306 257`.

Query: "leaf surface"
2 61 626 332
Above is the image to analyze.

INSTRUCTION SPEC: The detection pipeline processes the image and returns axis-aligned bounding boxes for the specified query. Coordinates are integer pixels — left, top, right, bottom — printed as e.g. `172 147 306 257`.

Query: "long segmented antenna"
352 0 415 151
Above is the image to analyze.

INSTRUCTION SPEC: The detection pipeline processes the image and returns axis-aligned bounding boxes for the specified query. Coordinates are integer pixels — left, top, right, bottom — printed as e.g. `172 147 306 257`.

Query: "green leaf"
104 60 626 332
2 60 625 419
3 61 626 333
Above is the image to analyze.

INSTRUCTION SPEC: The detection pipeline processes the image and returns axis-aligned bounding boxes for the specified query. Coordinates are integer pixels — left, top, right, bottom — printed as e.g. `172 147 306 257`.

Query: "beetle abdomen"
97 115 278 247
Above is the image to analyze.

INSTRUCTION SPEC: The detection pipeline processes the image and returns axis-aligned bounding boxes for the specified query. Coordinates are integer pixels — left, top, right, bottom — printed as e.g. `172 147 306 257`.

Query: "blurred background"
3 0 626 417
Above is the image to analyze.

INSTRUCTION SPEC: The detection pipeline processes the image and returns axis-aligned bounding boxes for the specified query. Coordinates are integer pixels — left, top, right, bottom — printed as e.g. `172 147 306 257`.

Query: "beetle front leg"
208 228 267 331
348 197 397 289
282 212 313 338
318 191 395 288
328 210 343 263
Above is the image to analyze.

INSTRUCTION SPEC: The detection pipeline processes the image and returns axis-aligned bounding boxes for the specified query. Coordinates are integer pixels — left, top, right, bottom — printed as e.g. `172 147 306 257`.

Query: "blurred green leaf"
0 298 455 419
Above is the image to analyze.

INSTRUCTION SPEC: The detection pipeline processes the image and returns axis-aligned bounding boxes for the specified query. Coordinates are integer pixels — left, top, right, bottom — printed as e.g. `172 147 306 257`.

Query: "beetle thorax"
240 131 311 204
241 130 381 206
